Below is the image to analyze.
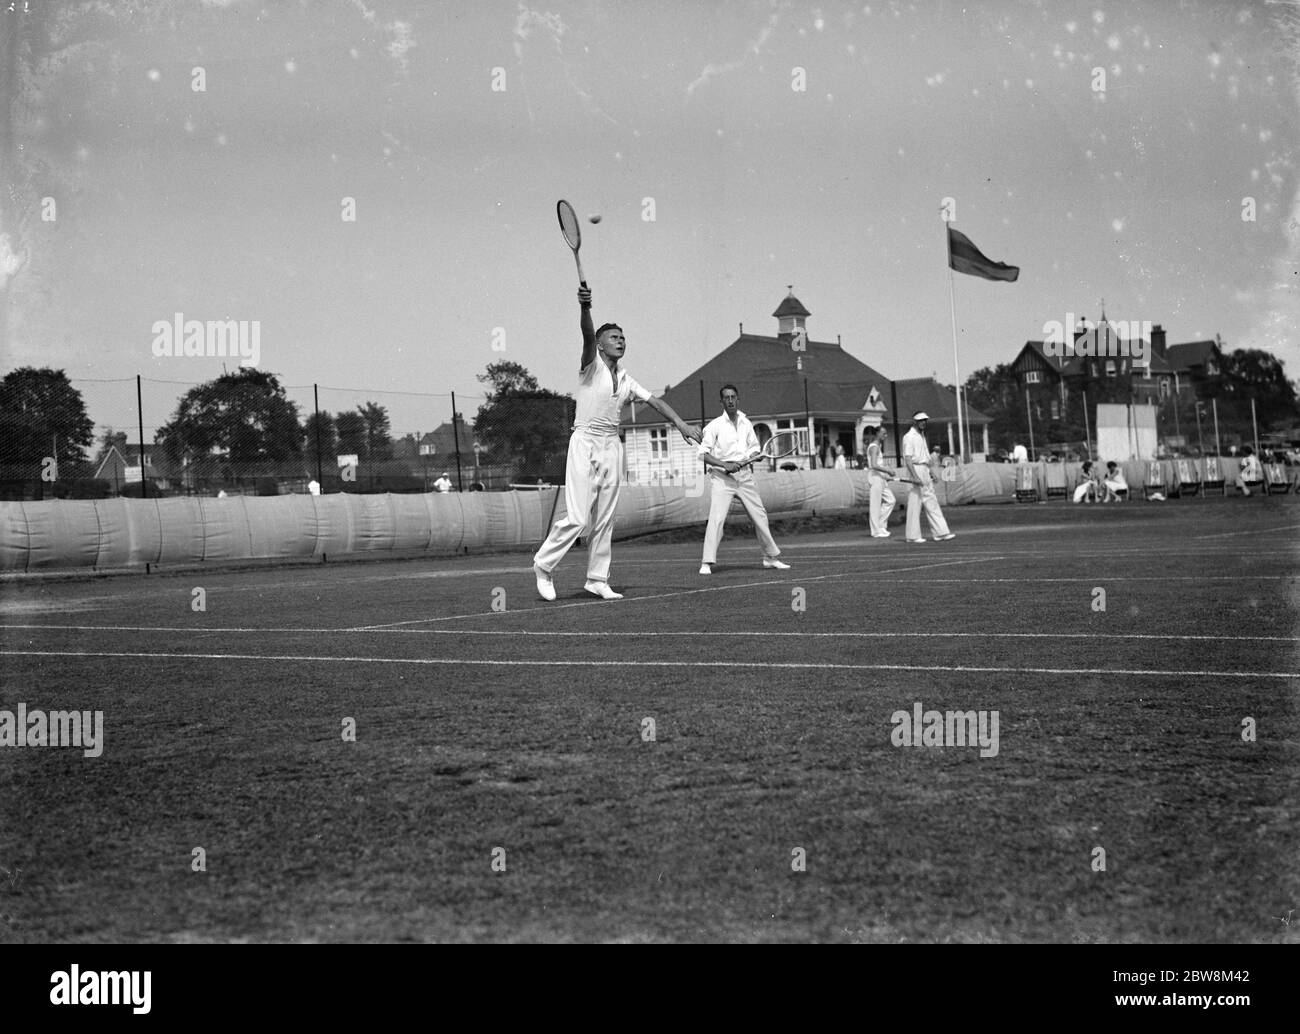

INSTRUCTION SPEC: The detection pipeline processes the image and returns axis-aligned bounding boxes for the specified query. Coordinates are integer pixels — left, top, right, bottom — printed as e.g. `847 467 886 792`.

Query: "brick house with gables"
1010 316 1222 439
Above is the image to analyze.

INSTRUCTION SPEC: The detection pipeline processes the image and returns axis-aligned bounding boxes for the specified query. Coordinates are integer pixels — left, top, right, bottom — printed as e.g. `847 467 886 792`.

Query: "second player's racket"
556 199 587 288
738 430 802 469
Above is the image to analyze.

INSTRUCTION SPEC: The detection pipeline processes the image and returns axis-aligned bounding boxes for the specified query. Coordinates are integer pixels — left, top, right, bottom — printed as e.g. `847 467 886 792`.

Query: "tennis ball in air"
588 214 602 223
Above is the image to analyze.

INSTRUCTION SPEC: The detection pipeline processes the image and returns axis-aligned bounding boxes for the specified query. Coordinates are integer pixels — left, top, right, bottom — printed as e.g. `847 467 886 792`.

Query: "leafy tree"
358 401 392 460
475 362 574 473
0 367 95 476
963 363 1035 452
335 411 368 459
155 368 304 470
1217 348 1299 429
304 411 338 462
479 361 540 397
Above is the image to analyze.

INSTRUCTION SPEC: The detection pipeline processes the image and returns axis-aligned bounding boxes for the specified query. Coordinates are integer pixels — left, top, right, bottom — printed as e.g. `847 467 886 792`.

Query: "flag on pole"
947 227 1020 282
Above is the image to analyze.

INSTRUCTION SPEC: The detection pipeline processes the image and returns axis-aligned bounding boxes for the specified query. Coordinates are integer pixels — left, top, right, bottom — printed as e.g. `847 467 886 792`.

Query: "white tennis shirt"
902 426 931 465
700 410 758 463
573 359 652 435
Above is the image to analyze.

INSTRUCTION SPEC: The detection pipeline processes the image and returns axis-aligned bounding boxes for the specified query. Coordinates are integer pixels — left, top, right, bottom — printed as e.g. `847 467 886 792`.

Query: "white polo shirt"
902 426 931 466
573 359 652 435
700 409 758 464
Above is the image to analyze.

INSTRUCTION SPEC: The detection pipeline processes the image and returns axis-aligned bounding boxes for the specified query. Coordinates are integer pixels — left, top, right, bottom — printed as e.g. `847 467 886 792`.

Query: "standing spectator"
1011 442 1029 464
834 444 847 469
433 471 452 492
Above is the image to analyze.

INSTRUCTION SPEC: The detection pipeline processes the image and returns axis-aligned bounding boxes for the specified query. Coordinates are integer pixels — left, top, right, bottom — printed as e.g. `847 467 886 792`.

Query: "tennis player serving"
533 287 701 601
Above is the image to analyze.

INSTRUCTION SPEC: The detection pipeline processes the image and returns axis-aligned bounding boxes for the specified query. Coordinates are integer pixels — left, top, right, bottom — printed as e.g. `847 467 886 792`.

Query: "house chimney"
1151 324 1166 358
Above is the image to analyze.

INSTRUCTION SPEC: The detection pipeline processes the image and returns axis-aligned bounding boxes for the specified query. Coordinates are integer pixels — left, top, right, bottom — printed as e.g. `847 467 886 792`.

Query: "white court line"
1 542 1284 602
862 575 1297 584
3 624 1298 644
2 649 1295 679
352 555 1007 629
1194 523 1300 540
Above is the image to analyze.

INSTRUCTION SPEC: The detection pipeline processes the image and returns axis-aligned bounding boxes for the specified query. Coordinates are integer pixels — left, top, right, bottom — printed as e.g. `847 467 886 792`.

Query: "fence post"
313 383 323 490
804 378 814 468
450 391 464 492
137 374 148 499
890 380 902 467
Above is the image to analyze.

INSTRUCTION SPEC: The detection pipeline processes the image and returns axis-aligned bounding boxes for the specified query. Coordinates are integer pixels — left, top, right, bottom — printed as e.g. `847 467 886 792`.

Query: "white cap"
912 411 930 421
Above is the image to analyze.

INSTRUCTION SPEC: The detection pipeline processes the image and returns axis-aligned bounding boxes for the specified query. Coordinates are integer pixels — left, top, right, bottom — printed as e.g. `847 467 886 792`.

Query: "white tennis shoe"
533 564 556 601
584 581 624 600
699 563 712 575
763 558 791 570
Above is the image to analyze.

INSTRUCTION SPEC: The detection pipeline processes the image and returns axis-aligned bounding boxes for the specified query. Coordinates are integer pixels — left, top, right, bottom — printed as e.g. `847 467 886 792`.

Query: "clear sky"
3 0 1297 442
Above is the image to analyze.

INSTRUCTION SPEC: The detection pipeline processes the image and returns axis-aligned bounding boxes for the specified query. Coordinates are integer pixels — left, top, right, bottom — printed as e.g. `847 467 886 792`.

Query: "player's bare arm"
578 287 596 369
645 396 702 444
701 450 740 472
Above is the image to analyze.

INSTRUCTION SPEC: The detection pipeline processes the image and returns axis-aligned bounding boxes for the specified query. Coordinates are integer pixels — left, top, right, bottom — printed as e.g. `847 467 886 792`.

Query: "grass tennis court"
1 497 1298 943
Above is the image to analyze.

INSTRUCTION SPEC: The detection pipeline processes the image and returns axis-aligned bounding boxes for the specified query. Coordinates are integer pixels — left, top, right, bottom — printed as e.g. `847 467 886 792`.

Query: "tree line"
0 361 576 482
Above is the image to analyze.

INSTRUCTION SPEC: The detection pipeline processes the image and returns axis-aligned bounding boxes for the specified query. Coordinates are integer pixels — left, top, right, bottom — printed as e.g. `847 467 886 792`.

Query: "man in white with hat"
902 412 955 543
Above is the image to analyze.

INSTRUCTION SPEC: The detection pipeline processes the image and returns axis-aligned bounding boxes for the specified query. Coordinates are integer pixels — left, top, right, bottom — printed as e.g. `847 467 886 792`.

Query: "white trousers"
701 470 780 564
869 476 896 534
905 467 950 540
534 431 622 583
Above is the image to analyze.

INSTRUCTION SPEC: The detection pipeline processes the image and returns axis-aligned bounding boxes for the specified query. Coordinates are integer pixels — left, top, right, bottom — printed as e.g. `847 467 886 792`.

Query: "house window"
1090 362 1099 378
1207 359 1218 375
1105 360 1117 378
1024 370 1042 384
649 428 667 459
1160 378 1170 398
1050 400 1060 420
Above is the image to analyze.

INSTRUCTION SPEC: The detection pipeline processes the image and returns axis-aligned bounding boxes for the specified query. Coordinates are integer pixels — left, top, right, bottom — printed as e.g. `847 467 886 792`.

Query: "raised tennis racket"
556 199 587 288
737 430 802 469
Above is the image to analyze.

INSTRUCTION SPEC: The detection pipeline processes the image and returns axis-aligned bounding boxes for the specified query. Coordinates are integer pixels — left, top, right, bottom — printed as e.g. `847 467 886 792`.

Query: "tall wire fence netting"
0 372 578 500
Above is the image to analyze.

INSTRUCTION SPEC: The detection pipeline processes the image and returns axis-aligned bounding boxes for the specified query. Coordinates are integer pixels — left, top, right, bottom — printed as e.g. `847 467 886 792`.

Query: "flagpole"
945 223 966 462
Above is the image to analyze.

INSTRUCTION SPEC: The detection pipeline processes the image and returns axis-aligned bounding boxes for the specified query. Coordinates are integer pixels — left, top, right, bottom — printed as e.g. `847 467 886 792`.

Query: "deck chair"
1013 464 1039 502
1263 463 1290 495
1044 463 1068 499
1175 459 1201 497
1201 457 1225 496
1142 461 1166 500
